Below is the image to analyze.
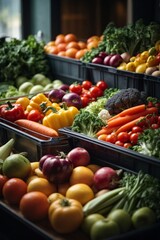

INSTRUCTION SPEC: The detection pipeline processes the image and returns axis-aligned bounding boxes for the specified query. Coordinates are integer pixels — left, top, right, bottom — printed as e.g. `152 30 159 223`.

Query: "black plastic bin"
143 74 160 98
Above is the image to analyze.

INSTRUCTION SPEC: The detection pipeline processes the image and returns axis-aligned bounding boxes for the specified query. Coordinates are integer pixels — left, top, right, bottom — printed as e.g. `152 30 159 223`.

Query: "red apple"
93 167 119 190
67 147 90 167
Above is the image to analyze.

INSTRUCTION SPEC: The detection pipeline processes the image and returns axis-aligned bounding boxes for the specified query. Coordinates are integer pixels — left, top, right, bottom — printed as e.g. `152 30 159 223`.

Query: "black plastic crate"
46 54 88 84
0 118 71 162
143 74 160 98
59 127 160 180
86 63 144 90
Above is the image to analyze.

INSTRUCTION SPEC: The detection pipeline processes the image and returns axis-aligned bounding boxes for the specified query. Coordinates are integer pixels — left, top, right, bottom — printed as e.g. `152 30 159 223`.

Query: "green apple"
15 76 29 88
44 83 54 91
131 207 156 229
90 218 120 240
81 213 104 236
19 81 34 94
29 85 44 94
107 209 132 233
52 79 63 89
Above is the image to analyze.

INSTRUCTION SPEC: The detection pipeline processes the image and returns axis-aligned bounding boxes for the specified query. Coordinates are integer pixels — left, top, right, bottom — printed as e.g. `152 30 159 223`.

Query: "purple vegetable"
48 88 66 103
58 84 70 92
109 54 123 67
39 154 73 184
92 57 103 64
98 52 108 59
62 92 82 109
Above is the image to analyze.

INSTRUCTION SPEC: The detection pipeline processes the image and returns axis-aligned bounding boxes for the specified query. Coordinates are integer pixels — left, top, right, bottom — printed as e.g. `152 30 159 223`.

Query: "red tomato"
27 109 44 122
130 132 140 145
131 126 143 133
115 140 124 147
96 80 108 91
117 132 130 143
81 96 91 108
89 86 103 98
69 83 82 95
123 143 132 148
82 80 92 90
105 133 117 144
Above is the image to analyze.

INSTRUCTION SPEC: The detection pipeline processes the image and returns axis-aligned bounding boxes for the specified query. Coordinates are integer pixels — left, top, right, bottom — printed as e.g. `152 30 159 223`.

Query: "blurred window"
0 0 21 39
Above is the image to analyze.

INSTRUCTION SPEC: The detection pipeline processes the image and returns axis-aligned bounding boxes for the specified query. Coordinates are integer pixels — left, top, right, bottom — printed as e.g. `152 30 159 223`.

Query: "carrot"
96 125 121 137
15 119 59 138
115 116 146 134
119 104 146 117
107 106 158 129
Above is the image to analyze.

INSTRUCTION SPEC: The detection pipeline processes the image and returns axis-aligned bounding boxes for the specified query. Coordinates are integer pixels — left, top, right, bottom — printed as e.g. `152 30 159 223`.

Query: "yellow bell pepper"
26 93 52 113
147 55 158 67
42 104 79 131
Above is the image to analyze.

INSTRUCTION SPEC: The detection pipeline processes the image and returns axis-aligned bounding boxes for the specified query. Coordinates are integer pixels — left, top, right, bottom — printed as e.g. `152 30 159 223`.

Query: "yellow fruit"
34 168 46 178
87 164 101 173
66 183 94 205
27 177 57 196
135 63 147 73
48 192 65 204
69 166 94 187
126 62 136 72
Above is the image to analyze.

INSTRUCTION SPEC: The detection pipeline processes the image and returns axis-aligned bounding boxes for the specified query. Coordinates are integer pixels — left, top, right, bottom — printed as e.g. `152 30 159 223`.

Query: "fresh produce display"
44 33 102 59
0 36 50 83
82 19 160 63
0 138 159 240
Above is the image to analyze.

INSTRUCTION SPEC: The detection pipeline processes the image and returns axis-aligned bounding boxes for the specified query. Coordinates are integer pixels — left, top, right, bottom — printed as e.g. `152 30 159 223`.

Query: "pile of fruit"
0 138 159 240
44 33 102 59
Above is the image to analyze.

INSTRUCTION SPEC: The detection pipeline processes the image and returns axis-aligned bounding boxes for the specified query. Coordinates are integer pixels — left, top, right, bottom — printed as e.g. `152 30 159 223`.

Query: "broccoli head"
105 88 147 115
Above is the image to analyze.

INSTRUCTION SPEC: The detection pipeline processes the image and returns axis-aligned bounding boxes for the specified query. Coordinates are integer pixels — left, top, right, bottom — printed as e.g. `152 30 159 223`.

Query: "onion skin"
48 89 66 103
62 92 82 109
39 155 73 184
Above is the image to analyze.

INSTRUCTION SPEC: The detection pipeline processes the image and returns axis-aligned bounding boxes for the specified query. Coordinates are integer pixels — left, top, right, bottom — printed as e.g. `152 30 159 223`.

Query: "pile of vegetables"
0 35 50 83
82 19 160 63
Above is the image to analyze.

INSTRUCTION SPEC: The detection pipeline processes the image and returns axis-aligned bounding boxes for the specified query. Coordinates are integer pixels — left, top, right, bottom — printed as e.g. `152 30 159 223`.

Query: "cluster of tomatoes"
103 113 160 148
69 80 108 108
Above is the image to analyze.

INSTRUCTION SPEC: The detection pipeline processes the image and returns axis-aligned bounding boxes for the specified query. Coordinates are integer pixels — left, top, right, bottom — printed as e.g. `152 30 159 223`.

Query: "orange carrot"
119 104 146 117
115 116 145 134
107 107 158 129
15 119 59 138
96 125 121 137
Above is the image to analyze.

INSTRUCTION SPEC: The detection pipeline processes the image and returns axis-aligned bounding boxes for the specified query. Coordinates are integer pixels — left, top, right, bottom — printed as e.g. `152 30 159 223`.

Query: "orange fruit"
65 48 78 58
46 41 55 47
97 134 108 141
20 191 49 221
87 35 100 44
57 51 66 57
2 178 27 205
78 41 87 49
0 174 8 196
55 34 65 45
64 33 77 43
57 42 67 52
75 49 88 59
57 182 70 196
66 183 94 205
47 45 58 54
87 41 99 50
27 177 57 197
69 166 94 187
87 164 101 173
34 167 46 178
48 192 65 204
66 41 80 50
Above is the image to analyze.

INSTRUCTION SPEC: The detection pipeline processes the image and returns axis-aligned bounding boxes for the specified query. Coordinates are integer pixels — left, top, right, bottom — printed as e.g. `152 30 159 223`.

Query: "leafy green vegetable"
0 36 50 83
71 109 105 138
82 19 160 63
119 171 160 220
132 128 160 159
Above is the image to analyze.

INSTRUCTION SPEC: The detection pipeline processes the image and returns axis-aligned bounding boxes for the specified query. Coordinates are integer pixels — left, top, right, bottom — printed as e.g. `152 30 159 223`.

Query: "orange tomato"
75 49 88 60
57 182 70 196
57 51 66 57
2 178 27 205
20 191 49 221
78 41 87 49
57 42 67 52
66 41 80 50
97 134 108 141
47 45 58 54
87 35 100 44
55 34 65 45
87 41 99 50
64 33 77 43
65 48 78 58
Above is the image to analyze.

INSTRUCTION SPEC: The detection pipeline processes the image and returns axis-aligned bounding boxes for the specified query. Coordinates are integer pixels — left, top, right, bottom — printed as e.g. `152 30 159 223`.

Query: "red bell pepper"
0 101 25 122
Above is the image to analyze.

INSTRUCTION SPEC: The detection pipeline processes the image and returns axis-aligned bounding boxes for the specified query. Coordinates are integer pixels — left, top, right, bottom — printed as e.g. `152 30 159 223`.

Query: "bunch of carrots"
96 104 159 144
